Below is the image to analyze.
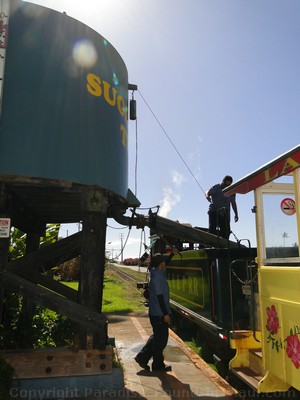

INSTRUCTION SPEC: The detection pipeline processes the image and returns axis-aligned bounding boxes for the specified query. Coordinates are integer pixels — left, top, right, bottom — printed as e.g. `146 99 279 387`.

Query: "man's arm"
157 294 171 324
157 294 168 315
205 189 212 202
231 197 239 222
164 247 179 264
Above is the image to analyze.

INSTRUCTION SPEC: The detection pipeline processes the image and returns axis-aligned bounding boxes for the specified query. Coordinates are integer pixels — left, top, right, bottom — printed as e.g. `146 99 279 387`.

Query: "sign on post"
280 198 296 216
0 218 11 237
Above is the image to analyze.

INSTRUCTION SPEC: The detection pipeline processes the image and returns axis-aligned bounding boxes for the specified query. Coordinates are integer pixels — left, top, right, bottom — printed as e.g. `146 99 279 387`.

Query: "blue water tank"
0 1 129 199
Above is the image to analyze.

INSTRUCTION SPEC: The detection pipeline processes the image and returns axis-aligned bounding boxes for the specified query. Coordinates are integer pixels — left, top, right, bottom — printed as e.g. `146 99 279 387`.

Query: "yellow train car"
224 144 300 393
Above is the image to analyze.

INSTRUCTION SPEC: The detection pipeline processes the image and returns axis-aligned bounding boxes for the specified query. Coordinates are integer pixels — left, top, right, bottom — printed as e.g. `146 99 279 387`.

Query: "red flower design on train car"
266 305 279 334
286 334 300 369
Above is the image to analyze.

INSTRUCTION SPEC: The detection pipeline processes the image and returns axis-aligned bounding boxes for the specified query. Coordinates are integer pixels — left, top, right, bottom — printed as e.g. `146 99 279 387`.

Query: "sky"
26 0 300 259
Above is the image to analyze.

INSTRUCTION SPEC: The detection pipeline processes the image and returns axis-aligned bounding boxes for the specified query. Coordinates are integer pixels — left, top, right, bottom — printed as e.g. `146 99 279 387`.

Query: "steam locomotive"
131 144 300 393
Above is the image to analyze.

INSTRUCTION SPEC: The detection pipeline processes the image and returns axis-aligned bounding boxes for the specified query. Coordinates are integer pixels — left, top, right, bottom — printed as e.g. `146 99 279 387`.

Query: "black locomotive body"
166 245 257 359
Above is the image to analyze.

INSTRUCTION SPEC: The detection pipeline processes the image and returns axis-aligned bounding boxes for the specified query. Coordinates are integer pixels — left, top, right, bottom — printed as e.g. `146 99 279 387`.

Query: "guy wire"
137 89 207 197
134 117 138 197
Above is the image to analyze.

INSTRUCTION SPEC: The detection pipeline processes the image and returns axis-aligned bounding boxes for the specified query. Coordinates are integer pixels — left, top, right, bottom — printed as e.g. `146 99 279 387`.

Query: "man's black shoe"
134 355 150 371
152 365 172 372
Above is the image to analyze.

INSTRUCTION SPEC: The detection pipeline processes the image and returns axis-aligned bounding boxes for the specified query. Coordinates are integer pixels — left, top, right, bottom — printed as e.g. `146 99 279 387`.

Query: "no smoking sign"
280 198 296 216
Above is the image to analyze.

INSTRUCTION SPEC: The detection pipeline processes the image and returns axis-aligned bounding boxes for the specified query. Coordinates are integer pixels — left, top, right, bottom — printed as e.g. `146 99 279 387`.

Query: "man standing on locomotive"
134 248 178 372
206 175 239 239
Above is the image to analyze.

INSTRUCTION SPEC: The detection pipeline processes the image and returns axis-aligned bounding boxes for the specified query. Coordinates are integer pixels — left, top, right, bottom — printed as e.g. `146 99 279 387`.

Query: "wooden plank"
0 174 73 187
26 272 78 302
1 271 107 343
7 231 82 274
230 367 263 391
0 346 112 378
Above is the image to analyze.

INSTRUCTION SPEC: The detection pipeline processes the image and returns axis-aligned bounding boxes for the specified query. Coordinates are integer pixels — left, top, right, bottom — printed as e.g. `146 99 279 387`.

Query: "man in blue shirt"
134 249 177 372
206 175 238 239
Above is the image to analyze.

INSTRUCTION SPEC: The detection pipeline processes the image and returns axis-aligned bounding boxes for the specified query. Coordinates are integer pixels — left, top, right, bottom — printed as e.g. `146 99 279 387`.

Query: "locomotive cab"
224 145 300 393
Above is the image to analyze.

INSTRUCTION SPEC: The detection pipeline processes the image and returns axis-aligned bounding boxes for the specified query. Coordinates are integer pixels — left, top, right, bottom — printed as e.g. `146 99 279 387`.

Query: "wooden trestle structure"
0 175 129 378
0 174 241 379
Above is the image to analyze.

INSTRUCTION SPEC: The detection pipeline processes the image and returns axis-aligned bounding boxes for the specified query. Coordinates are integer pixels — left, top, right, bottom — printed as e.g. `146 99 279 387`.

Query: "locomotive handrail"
238 238 251 249
229 259 236 331
229 258 259 337
249 260 260 343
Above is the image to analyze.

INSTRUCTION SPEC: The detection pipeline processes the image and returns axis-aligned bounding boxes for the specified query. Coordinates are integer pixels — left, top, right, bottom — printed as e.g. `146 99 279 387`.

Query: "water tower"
0 0 139 380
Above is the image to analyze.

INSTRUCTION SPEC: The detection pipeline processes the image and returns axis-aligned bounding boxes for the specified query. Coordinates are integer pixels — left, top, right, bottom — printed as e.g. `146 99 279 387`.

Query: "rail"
229 258 259 342
107 264 146 296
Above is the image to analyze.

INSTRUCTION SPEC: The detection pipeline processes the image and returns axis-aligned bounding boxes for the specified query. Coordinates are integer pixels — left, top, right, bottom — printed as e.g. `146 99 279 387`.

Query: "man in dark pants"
134 249 177 372
206 175 238 239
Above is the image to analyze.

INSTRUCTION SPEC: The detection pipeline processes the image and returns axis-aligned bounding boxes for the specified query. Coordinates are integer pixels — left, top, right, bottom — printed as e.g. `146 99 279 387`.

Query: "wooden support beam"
78 188 108 348
20 232 42 339
0 183 10 322
7 231 82 274
0 237 9 270
0 238 9 322
1 270 108 343
78 214 106 311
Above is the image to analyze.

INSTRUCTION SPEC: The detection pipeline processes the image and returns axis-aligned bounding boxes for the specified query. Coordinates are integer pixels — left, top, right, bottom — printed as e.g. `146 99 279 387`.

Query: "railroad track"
107 264 146 295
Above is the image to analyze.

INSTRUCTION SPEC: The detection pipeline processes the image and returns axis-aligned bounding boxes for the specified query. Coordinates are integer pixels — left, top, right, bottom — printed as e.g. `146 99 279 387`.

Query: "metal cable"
138 89 207 197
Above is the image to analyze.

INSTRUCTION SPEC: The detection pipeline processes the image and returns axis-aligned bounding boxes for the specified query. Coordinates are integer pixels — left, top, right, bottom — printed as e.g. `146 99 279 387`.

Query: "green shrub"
32 308 74 349
0 224 75 350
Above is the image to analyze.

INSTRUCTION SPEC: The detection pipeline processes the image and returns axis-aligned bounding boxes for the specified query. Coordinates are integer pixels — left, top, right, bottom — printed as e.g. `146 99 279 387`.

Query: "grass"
185 340 218 373
62 267 146 313
63 281 78 290
102 272 145 312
